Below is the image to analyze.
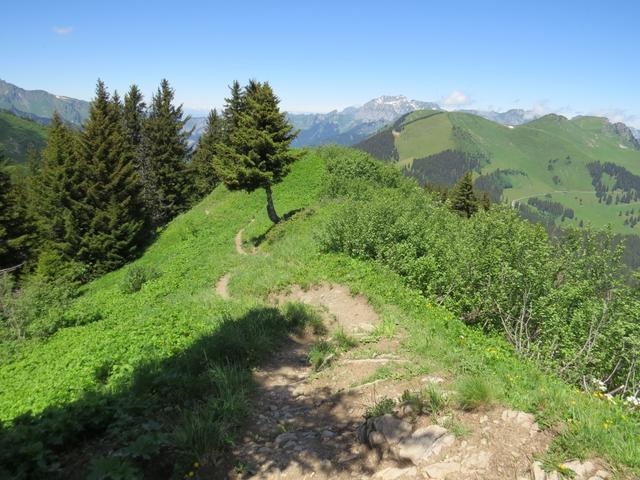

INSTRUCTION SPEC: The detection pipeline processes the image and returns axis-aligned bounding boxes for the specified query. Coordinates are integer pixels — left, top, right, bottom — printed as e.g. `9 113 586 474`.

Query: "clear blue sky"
1 0 639 125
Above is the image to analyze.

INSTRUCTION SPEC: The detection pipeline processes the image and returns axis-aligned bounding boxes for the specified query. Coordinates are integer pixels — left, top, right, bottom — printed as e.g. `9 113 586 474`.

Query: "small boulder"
395 425 454 465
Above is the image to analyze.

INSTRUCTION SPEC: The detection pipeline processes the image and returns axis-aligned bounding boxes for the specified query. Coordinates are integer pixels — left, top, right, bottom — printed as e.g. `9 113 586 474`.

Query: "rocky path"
214 226 613 479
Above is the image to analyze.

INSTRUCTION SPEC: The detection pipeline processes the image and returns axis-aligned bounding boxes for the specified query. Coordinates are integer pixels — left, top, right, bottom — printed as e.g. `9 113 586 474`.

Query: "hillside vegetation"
0 109 47 165
0 148 638 479
358 110 640 235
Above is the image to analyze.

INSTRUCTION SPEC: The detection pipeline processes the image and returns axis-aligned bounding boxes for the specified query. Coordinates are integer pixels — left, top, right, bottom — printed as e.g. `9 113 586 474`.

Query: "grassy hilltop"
0 109 47 165
358 110 640 233
0 148 638 478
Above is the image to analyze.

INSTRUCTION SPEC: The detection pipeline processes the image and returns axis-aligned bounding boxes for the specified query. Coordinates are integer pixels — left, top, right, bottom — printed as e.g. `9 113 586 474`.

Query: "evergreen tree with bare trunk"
215 80 299 223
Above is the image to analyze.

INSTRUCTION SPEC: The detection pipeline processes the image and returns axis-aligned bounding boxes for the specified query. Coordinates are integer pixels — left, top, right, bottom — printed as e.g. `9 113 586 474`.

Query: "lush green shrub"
120 264 160 294
321 152 640 397
0 260 89 339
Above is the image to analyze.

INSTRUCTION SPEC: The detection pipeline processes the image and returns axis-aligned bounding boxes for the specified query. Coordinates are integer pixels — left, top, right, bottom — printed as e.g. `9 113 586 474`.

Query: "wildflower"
194 463 200 468
188 472 195 477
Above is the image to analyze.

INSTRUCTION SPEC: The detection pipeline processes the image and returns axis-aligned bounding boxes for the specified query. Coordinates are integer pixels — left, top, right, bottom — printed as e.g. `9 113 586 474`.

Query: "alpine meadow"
1 2 640 480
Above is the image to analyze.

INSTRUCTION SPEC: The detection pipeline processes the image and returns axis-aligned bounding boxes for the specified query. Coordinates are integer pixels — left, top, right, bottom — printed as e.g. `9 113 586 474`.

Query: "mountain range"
358 109 640 235
2 78 639 148
0 79 89 125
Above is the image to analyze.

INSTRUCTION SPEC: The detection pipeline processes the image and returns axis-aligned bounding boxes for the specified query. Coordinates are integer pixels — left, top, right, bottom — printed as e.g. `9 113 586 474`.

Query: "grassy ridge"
359 110 640 233
0 147 638 477
0 109 47 165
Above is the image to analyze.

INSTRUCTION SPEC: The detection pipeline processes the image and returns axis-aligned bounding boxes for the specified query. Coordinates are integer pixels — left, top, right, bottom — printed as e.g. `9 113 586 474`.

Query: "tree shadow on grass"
250 208 305 249
0 302 376 480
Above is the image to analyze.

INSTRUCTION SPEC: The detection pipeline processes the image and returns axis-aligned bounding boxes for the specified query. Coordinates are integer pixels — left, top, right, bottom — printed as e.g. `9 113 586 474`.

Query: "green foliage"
29 112 84 264
321 157 640 396
456 376 495 411
173 364 251 462
140 79 192 227
120 264 159 294
0 149 25 268
0 109 47 164
0 148 638 477
333 327 358 351
450 171 478 218
0 258 88 339
75 80 146 275
191 109 223 199
215 80 299 223
308 340 336 371
364 397 396 418
361 110 640 235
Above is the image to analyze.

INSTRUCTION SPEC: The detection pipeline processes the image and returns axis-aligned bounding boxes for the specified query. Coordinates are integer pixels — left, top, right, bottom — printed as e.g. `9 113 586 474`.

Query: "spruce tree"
216 80 299 223
140 79 192 226
123 84 146 149
30 112 84 265
76 80 145 274
0 149 21 269
191 109 223 199
222 80 244 136
450 171 478 218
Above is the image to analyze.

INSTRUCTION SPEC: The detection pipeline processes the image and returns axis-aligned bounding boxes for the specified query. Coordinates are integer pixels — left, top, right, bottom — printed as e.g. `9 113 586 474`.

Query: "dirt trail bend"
219 283 612 480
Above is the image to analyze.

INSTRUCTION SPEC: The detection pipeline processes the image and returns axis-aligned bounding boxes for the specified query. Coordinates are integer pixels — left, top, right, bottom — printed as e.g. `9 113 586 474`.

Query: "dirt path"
235 220 256 256
215 273 231 299
217 283 611 480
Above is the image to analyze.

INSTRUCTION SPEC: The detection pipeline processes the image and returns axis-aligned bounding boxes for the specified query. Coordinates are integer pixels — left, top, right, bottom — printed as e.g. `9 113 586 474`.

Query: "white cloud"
53 26 73 35
442 90 471 109
589 108 638 126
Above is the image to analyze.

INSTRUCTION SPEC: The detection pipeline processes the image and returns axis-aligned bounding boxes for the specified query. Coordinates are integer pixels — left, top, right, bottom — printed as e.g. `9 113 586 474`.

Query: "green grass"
1 147 639 477
455 376 495 411
362 110 640 233
364 397 396 418
0 109 47 165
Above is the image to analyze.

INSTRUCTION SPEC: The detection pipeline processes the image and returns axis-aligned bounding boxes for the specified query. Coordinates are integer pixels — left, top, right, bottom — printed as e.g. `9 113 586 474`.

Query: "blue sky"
1 0 639 125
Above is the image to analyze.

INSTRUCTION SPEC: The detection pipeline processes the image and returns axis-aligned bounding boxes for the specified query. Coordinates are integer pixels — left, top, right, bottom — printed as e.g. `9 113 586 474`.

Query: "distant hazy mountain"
288 95 439 147
632 127 640 141
460 108 540 126
0 79 90 125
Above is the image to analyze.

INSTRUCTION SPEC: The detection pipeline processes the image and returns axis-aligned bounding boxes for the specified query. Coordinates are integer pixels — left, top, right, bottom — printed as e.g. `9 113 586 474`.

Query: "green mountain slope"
358 110 640 233
1 148 638 478
0 79 90 125
0 109 47 164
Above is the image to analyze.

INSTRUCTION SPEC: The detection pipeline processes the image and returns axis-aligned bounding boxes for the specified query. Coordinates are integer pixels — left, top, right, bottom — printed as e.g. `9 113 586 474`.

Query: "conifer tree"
481 191 491 211
0 149 21 269
450 171 478 218
222 80 244 136
123 85 146 149
140 79 192 226
76 80 145 274
216 80 299 223
30 112 84 265
191 109 223 199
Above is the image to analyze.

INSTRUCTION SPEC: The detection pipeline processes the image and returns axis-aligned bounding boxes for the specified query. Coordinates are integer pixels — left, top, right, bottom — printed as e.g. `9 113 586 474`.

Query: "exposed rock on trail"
221 284 612 480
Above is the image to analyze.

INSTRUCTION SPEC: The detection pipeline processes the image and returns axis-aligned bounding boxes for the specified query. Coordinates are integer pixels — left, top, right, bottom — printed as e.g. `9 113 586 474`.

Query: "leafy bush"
120 264 160 294
0 260 89 339
321 152 640 396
